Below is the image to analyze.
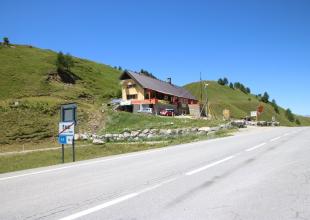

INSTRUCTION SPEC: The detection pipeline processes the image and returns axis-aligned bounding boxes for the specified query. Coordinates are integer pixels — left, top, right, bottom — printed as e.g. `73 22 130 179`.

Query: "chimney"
167 77 172 84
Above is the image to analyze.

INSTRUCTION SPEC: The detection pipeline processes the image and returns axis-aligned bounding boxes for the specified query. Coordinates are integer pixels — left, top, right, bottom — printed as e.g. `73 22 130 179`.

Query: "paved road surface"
1 127 309 220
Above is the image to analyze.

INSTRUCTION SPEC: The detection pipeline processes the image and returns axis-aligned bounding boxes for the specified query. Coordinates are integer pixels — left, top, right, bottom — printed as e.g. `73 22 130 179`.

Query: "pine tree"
3 37 10 45
261 92 270 103
229 82 234 89
223 77 229 85
271 99 279 114
285 108 295 122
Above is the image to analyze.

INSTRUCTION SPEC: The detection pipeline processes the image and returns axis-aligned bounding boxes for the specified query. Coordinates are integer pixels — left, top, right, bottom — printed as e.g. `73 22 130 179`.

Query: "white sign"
250 111 257 117
59 122 75 136
65 135 74 144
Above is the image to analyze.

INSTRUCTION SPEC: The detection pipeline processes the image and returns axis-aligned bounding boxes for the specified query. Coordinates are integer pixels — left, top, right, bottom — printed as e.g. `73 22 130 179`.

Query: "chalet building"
119 70 198 115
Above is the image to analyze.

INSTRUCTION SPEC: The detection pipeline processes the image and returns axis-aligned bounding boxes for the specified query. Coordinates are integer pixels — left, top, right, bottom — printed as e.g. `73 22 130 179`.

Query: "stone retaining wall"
77 123 234 145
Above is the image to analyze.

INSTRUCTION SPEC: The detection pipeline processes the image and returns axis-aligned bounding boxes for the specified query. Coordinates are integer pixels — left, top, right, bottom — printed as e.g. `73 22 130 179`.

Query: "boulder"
231 120 246 128
138 133 147 138
150 129 158 134
131 131 140 137
198 127 211 132
104 134 112 138
123 132 131 138
92 138 105 145
257 121 267 126
147 133 155 139
79 133 89 140
142 129 150 134
159 129 167 135
272 121 280 126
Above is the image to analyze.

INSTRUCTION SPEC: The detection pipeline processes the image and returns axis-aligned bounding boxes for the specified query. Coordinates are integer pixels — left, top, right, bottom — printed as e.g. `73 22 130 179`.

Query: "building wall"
121 79 145 100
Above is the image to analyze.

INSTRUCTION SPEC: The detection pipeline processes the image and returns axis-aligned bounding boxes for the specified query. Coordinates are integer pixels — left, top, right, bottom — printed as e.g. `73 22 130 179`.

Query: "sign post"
58 103 77 163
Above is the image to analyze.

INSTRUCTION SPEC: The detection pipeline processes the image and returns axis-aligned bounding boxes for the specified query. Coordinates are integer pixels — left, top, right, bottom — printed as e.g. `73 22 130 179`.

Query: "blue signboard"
58 135 74 145
59 135 67 144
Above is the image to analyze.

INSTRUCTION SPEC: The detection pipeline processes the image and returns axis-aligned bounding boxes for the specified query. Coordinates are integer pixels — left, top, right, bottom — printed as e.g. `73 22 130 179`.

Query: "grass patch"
0 44 121 145
103 110 222 133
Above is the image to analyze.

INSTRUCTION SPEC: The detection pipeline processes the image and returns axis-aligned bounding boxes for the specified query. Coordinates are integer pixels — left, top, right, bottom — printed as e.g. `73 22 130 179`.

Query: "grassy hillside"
1 44 309 147
0 45 122 144
185 81 310 126
0 45 219 146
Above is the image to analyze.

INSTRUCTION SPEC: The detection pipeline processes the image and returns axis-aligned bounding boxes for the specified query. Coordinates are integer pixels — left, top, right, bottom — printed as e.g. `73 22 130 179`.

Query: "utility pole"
205 83 209 118
199 72 203 104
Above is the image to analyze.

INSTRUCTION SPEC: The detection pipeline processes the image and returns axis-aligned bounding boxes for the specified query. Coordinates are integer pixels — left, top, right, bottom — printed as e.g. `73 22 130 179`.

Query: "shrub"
218 78 224 85
3 37 10 46
56 52 74 72
285 108 295 122
261 92 269 103
223 77 228 85
271 99 279 114
229 83 234 89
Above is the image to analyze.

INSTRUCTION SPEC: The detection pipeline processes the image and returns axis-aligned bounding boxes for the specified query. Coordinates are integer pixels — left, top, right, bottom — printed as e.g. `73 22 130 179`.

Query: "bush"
261 92 269 103
223 77 228 85
229 83 234 89
218 78 224 85
295 119 301 125
3 37 10 46
56 52 74 72
285 108 295 122
271 99 279 114
218 77 228 86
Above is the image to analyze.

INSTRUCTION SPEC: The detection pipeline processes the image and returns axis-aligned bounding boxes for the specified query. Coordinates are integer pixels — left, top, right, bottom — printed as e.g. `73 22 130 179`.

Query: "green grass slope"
185 81 310 126
1 45 308 146
0 45 122 144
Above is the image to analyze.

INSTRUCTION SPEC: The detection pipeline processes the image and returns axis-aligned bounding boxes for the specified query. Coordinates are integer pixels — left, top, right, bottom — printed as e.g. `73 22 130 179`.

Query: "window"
126 83 136 89
144 92 150 99
127 94 137 100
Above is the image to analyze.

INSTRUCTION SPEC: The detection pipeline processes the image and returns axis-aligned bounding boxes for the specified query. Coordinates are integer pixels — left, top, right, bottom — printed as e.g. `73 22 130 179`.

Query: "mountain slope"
0 45 122 144
184 81 310 126
1 44 309 146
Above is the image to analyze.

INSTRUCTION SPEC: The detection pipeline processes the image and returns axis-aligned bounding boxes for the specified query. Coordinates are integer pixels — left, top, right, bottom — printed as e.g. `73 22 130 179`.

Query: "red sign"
257 104 264 114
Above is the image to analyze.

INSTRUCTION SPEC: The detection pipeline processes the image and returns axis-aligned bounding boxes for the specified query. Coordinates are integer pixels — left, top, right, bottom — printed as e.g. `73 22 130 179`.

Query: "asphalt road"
1 127 309 220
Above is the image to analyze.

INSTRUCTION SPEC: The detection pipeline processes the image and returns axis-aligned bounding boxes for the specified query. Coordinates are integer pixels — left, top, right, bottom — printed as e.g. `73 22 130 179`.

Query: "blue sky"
1 0 309 115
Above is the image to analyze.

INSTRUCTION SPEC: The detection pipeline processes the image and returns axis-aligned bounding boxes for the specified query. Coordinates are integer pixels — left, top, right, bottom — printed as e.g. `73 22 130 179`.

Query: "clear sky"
1 0 309 115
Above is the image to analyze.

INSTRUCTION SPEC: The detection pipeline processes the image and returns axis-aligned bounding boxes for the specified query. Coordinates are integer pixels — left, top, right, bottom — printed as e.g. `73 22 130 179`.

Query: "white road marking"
59 178 176 220
0 136 236 181
185 155 236 176
270 136 281 142
59 193 138 220
245 143 266 152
